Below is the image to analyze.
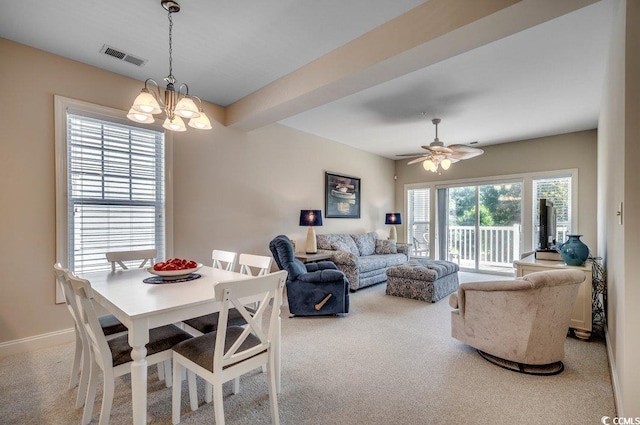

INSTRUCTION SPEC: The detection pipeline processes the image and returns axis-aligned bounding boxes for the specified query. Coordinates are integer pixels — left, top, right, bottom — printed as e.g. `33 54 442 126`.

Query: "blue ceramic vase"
557 234 589 266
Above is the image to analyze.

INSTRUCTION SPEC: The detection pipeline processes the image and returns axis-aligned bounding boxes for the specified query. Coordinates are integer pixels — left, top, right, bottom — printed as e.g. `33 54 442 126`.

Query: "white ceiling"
0 0 616 159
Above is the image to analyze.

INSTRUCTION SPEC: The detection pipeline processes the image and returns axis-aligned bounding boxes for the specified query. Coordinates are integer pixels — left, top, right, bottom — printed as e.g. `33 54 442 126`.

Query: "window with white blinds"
407 187 430 257
533 176 572 247
65 113 165 273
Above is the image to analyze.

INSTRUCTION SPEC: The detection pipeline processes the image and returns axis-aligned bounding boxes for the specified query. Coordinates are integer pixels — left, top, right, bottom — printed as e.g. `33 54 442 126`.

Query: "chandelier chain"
167 10 174 82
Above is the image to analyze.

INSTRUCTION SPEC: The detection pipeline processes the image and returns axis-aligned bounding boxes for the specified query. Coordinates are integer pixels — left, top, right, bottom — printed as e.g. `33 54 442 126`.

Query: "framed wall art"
325 172 361 218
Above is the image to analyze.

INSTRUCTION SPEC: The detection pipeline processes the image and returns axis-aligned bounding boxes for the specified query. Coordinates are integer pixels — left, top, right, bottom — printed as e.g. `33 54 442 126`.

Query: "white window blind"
533 176 572 246
66 113 165 273
407 187 430 257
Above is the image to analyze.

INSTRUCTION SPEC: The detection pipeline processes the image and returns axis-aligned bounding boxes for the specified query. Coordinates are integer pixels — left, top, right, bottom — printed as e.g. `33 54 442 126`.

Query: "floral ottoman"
385 259 459 303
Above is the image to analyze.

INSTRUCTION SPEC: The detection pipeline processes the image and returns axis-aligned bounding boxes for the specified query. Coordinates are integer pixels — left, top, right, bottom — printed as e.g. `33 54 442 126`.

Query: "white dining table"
78 265 282 425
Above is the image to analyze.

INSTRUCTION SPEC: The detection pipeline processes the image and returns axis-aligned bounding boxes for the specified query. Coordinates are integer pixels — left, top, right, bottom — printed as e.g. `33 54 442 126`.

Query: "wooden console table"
514 254 593 340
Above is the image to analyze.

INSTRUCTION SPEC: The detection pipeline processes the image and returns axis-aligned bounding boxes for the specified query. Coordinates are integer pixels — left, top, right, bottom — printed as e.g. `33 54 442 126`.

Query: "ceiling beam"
225 0 599 130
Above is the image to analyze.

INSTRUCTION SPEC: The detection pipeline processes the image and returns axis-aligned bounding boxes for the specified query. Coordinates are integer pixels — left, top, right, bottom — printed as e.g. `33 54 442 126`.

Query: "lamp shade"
127 108 155 124
385 213 402 225
163 116 187 132
174 96 201 119
188 110 212 130
132 88 162 115
299 210 323 227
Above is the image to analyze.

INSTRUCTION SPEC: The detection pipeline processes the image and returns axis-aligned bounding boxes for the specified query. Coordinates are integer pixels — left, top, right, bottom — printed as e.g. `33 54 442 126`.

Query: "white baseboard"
0 328 75 358
605 325 623 416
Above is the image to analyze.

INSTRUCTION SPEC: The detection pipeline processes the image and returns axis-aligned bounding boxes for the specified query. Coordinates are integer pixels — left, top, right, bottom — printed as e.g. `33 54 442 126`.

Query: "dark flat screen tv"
538 198 557 250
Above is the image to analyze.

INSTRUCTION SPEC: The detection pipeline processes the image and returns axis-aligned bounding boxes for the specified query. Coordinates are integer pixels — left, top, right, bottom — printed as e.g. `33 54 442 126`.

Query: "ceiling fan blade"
448 145 484 160
448 144 484 153
407 156 427 165
422 145 453 155
449 151 483 160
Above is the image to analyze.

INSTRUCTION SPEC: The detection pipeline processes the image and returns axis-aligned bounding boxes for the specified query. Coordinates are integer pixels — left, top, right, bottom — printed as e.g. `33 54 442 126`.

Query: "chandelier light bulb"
174 97 201 119
132 88 162 114
163 116 187 132
127 108 155 124
188 110 213 130
441 158 451 170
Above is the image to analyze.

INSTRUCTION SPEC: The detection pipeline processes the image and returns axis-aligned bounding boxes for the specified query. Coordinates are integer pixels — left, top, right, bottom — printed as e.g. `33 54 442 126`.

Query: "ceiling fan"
398 118 484 173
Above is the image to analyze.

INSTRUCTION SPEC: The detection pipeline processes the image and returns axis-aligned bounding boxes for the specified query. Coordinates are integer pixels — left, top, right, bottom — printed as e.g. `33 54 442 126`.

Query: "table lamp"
385 213 402 241
300 209 323 254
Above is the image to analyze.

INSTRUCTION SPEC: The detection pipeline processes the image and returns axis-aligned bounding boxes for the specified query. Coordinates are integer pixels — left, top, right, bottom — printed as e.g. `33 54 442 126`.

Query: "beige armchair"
449 269 586 374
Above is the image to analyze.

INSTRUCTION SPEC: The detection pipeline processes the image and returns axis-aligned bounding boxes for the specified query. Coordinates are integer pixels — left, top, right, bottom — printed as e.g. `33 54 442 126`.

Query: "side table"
295 252 333 263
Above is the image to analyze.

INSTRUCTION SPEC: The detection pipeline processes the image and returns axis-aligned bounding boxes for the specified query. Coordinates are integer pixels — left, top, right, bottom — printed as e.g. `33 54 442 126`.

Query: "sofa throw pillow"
351 232 377 256
375 239 398 255
316 234 334 250
332 240 359 255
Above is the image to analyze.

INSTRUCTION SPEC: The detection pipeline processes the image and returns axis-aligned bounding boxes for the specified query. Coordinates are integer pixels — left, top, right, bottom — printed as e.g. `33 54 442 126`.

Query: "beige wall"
171 123 395 265
0 39 394 344
598 0 640 416
393 130 598 253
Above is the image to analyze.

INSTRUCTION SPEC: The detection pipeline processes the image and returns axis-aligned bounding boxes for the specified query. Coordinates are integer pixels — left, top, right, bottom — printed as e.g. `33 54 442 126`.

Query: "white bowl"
146 263 202 279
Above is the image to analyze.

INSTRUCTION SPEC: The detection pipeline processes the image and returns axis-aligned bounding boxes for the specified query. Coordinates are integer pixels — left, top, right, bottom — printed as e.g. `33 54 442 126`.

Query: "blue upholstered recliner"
269 235 349 316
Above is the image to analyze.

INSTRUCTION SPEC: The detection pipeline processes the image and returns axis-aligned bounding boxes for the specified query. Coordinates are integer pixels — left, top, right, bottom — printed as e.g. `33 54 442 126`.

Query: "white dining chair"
54 263 92 409
172 270 286 425
211 249 237 271
104 249 172 382
182 251 270 397
182 252 270 337
238 253 272 325
66 270 193 425
238 253 272 276
54 263 131 408
182 249 243 337
105 249 157 272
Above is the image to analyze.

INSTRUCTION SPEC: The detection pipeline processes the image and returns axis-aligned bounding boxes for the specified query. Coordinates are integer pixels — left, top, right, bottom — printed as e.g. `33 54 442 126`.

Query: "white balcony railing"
448 224 521 268
410 223 568 270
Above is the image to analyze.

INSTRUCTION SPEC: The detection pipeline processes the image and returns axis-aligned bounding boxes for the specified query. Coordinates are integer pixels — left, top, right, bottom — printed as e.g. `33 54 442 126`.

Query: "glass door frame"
437 179 524 274
404 169 578 272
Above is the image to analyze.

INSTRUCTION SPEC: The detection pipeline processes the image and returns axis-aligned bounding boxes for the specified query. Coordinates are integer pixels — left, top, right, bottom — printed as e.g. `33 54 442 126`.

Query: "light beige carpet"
0 273 615 424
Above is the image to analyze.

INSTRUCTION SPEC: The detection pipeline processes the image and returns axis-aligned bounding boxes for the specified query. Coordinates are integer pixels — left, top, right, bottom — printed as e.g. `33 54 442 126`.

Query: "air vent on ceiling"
100 44 147 67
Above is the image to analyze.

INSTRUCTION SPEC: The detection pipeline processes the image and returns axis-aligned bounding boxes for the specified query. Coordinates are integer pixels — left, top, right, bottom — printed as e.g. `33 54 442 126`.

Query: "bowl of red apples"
147 258 202 279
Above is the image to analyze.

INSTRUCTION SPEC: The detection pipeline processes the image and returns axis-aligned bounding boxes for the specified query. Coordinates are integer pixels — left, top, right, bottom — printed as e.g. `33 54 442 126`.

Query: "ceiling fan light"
174 97 201 119
423 159 437 172
132 88 162 114
163 116 187 132
127 108 155 124
188 110 212 130
441 158 451 170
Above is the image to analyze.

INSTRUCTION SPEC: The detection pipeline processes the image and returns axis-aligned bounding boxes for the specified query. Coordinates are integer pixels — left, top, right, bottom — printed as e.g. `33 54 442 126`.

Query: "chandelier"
127 0 212 132
398 117 484 174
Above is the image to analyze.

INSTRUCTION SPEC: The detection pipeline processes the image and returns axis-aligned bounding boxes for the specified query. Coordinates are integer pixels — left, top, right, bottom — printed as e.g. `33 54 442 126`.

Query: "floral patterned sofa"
316 232 409 291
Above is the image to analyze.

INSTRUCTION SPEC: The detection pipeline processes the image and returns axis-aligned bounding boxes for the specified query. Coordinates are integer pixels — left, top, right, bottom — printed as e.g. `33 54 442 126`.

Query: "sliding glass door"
442 181 522 273
406 170 576 269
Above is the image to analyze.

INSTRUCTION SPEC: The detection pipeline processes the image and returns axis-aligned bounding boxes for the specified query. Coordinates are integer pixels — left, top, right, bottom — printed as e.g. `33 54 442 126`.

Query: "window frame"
404 169 578 262
406 187 431 257
54 96 174 303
